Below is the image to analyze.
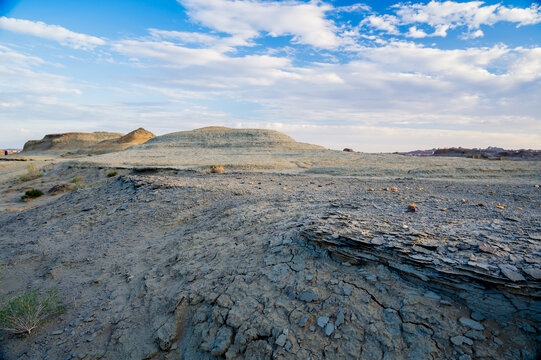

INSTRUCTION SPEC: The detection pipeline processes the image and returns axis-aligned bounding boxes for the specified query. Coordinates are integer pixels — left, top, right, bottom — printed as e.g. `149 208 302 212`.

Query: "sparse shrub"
0 289 65 335
207 165 226 174
21 189 44 201
18 164 43 182
70 176 85 190
107 171 118 178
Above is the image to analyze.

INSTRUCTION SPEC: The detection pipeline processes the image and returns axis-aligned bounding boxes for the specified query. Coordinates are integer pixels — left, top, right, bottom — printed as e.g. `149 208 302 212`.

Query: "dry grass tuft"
204 165 226 174
19 164 43 182
0 289 65 335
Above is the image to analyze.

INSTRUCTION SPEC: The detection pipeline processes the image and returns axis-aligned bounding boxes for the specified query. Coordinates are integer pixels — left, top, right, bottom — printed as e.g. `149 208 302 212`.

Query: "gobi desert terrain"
0 127 539 360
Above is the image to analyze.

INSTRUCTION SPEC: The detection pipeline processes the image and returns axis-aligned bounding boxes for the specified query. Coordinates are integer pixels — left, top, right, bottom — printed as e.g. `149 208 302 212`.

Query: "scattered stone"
48 183 75 195
325 323 334 336
275 334 287 347
459 317 484 331
335 308 345 327
470 311 485 321
499 264 526 282
298 291 319 302
341 284 352 296
450 335 473 346
522 266 541 280
51 330 64 335
317 316 329 328
284 341 292 352
465 329 484 340
478 243 497 254
298 315 309 327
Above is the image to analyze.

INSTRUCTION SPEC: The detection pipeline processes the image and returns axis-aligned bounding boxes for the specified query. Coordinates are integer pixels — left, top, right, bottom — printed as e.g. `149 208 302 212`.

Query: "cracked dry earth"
0 171 540 359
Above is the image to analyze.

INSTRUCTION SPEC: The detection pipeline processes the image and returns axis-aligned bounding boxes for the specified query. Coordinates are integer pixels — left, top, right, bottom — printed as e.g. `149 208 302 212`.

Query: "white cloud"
362 1 541 39
0 45 81 96
0 16 105 49
334 4 371 13
178 0 341 49
496 4 541 26
112 40 227 67
361 14 400 35
108 29 541 140
407 26 428 38
460 29 484 39
148 29 218 45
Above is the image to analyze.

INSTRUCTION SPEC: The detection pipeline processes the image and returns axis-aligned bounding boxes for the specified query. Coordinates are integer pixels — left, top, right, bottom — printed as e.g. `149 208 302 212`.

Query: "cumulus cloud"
2 2 540 151
361 14 400 35
362 1 541 38
178 0 341 49
0 16 105 49
109 27 541 138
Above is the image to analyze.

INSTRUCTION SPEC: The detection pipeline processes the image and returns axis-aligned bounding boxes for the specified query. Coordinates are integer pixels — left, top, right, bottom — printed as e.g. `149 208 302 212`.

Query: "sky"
0 0 540 152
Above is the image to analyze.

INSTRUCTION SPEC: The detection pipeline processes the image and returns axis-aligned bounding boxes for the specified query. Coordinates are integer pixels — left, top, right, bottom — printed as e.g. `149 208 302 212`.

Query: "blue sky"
0 0 540 151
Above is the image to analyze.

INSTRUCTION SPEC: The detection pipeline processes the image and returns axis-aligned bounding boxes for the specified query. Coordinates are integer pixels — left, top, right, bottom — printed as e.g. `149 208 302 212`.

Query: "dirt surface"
0 128 539 359
0 166 539 360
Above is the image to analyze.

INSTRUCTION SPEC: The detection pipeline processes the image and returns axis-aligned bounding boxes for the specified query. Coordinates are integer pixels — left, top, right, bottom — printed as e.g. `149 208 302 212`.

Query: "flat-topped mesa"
21 128 155 154
140 126 324 150
22 131 124 153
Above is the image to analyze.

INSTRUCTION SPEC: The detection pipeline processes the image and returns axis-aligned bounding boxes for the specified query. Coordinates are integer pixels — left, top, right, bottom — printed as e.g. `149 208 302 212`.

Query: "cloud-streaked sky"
0 0 540 151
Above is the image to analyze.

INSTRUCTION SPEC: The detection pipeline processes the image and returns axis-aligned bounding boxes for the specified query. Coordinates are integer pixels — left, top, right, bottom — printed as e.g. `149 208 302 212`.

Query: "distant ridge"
396 146 541 160
22 132 123 153
89 128 155 154
21 128 155 155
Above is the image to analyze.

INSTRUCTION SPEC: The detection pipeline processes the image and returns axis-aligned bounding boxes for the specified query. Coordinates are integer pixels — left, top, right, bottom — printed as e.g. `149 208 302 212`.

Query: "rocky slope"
0 169 539 359
88 128 155 154
139 127 324 150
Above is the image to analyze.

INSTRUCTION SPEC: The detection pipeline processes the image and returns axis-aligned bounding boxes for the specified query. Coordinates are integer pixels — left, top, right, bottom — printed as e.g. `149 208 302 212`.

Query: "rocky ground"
0 165 539 359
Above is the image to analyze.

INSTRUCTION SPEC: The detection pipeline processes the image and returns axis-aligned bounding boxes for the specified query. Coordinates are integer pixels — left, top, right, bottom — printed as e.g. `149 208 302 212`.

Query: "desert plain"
0 127 539 359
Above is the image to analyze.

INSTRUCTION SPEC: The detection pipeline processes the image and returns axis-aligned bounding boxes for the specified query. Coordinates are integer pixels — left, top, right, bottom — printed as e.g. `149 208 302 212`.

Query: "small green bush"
107 171 118 177
21 189 44 200
71 176 83 183
0 289 65 335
